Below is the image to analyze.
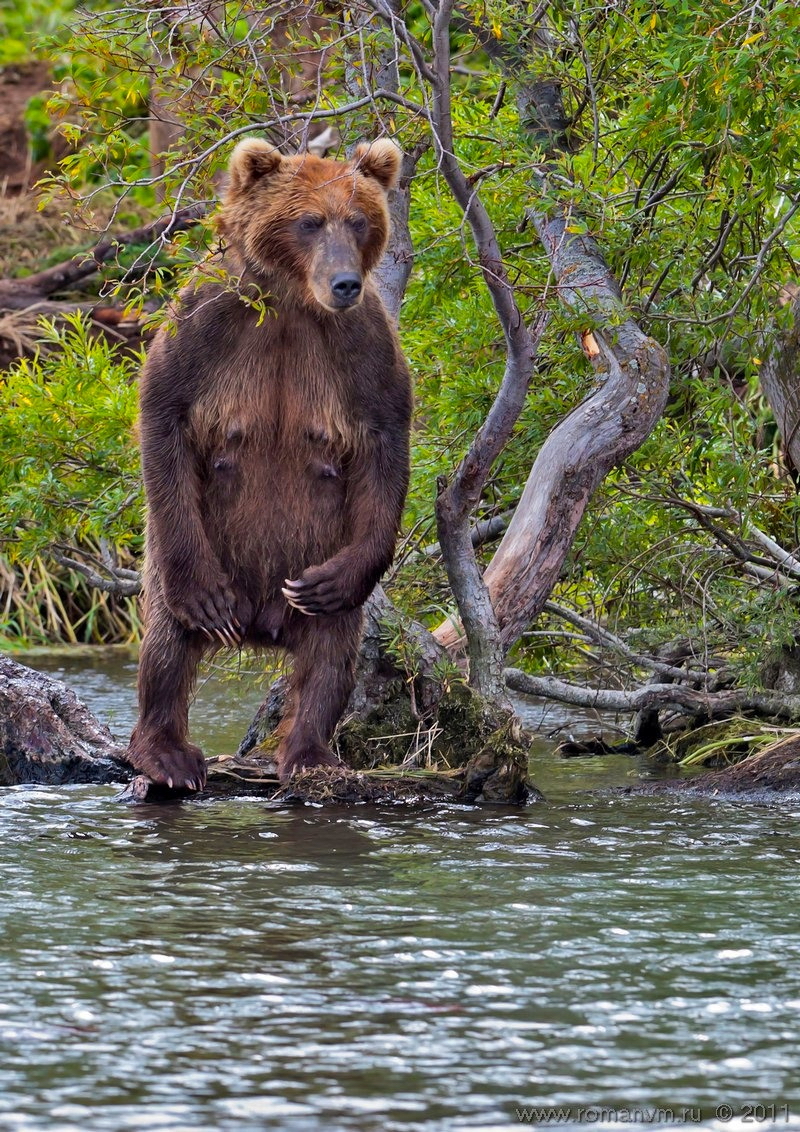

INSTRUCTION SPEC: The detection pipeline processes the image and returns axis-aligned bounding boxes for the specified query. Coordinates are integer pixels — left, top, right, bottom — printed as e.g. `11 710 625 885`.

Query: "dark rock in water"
459 748 541 804
0 657 131 786
556 736 640 758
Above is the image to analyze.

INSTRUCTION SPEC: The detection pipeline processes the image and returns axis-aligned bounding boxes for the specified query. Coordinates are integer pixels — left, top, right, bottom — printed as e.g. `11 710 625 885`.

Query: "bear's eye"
298 215 324 233
349 215 368 236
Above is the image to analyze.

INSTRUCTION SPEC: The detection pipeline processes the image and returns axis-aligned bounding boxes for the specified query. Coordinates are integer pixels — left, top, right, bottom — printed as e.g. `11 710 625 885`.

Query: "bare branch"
50 549 141 597
504 667 800 723
542 601 708 684
430 13 670 654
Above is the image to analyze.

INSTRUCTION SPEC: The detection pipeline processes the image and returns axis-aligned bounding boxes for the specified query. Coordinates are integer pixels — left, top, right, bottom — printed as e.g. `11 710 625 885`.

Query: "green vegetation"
1 0 799 718
0 317 141 642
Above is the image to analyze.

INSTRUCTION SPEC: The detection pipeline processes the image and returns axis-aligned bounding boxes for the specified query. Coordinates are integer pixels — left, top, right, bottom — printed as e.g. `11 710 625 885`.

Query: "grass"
0 550 140 646
669 717 798 769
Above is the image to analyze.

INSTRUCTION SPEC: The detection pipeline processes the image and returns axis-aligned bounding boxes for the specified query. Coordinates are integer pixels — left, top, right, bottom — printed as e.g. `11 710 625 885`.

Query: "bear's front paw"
281 562 362 617
165 573 242 647
127 739 207 792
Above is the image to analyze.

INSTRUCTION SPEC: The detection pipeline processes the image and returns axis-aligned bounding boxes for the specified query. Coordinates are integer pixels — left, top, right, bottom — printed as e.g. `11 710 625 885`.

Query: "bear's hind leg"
127 603 208 791
275 610 362 783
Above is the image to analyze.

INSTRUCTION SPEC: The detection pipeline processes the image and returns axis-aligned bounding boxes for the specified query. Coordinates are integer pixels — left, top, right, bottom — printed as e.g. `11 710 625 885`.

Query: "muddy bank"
632 734 800 803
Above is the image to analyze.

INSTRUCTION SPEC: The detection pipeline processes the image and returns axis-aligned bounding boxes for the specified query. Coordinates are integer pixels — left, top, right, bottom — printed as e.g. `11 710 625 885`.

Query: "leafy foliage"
0 316 142 642
2 0 800 680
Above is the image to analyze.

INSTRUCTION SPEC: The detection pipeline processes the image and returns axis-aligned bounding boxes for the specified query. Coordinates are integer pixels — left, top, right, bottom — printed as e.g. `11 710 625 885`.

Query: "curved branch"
430 17 670 654
50 550 141 597
543 601 707 684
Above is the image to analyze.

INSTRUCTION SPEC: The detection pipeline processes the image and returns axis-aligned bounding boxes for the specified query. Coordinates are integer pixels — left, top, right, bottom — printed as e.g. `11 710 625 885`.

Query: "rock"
0 657 130 785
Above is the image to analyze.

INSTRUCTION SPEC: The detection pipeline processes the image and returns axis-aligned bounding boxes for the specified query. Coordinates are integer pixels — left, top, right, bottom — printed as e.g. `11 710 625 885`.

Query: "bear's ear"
228 139 283 194
352 139 402 191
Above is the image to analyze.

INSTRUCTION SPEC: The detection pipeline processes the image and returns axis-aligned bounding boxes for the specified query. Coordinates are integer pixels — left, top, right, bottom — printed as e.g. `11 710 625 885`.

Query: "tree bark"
759 290 800 475
485 290 670 650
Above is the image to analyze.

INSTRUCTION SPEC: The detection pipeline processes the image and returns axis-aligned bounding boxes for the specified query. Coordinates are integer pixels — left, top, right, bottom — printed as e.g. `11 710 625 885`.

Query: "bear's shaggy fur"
126 139 412 789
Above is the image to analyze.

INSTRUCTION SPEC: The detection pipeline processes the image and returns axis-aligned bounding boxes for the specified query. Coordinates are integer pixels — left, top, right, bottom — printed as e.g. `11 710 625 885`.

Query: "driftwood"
0 204 207 309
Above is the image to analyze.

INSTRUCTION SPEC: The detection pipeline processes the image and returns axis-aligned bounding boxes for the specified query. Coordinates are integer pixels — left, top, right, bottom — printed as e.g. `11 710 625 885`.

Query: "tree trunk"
433 42 671 652
759 290 800 476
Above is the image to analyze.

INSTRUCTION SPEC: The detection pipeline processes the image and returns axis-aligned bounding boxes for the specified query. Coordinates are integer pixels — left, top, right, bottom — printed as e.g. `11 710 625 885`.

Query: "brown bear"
126 137 412 791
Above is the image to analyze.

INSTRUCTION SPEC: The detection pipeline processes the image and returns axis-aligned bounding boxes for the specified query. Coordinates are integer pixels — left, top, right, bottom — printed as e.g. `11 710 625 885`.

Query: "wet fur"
127 141 412 789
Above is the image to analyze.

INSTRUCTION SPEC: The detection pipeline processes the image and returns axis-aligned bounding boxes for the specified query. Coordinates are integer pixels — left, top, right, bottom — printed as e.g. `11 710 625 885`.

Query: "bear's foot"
275 741 343 784
126 735 207 792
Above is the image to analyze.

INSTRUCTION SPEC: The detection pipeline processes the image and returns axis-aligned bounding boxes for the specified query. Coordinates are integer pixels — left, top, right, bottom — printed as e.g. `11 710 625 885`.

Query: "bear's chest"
186 331 361 461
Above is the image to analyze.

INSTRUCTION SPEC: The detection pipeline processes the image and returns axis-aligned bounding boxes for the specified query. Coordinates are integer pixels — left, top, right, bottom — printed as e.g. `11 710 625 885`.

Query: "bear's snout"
330 272 363 308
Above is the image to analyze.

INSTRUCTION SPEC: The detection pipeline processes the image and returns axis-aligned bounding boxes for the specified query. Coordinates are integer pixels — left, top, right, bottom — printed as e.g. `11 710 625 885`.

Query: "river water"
2 651 800 1131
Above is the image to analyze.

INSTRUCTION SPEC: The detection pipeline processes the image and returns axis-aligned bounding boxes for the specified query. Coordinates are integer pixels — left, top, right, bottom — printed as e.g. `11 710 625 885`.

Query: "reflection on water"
2 653 800 1130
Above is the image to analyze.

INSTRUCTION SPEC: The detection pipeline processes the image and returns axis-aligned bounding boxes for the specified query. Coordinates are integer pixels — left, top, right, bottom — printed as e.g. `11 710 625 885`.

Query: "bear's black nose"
331 272 362 305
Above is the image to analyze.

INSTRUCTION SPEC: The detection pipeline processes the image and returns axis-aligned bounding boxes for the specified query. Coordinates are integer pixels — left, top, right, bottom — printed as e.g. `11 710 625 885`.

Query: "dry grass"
0 193 67 277
0 551 141 645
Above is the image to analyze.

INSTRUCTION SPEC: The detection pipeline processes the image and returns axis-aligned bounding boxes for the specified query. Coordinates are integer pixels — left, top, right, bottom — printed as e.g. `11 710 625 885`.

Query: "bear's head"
218 138 401 313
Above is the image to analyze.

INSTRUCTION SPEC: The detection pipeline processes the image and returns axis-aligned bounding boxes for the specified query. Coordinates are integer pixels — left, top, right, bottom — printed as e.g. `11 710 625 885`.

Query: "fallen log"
0 204 208 364
0 203 208 309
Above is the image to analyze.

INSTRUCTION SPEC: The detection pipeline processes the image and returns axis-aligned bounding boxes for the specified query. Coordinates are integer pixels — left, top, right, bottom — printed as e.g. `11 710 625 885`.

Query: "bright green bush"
0 315 142 643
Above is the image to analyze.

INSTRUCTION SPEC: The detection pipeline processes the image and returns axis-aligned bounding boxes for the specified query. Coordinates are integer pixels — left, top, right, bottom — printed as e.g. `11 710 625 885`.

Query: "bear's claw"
282 569 353 616
126 739 208 793
281 581 318 616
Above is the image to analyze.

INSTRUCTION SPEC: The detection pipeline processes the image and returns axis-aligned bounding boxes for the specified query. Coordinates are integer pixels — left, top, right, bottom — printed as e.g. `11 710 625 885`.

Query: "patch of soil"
0 61 51 194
